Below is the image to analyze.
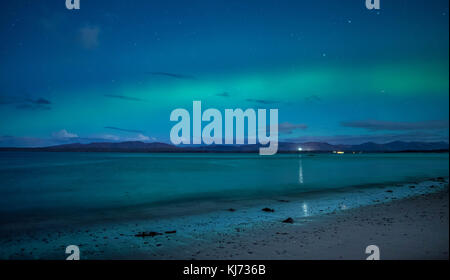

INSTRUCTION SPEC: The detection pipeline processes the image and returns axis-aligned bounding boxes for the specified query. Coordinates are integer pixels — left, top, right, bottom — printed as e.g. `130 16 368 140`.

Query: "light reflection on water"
0 152 448 222
298 155 304 184
302 202 309 217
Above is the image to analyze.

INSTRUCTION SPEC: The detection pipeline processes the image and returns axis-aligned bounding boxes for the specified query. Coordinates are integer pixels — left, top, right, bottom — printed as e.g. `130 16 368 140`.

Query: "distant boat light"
337 151 345 154
297 147 303 151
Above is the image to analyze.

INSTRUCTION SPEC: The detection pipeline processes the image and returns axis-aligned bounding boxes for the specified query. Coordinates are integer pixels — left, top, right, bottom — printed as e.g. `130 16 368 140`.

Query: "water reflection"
302 202 309 217
298 156 304 184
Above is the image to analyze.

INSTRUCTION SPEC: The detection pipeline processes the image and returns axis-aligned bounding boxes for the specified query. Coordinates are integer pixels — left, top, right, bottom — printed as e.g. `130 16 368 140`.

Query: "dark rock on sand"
282 217 294 224
165 230 176 234
262 208 275 212
135 231 162 237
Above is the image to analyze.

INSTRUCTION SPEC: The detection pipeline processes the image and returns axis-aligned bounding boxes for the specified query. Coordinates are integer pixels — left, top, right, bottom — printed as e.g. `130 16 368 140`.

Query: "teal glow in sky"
0 0 448 146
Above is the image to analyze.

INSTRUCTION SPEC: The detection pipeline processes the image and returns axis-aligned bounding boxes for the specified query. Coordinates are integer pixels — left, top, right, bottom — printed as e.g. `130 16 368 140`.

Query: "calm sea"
0 152 448 233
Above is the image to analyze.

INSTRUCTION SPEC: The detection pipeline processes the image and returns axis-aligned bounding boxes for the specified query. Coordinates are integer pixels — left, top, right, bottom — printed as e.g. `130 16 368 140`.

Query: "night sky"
0 0 448 147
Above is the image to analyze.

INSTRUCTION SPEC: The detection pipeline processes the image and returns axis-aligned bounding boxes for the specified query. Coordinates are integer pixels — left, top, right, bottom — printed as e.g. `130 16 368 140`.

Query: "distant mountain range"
0 141 448 153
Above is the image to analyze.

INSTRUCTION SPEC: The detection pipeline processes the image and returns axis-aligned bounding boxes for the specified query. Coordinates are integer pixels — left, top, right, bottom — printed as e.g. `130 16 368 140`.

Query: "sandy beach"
162 187 449 260
1 178 448 260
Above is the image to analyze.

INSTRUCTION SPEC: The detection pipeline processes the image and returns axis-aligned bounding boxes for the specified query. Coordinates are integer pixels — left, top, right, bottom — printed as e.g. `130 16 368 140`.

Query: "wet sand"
1 180 448 260
164 188 449 260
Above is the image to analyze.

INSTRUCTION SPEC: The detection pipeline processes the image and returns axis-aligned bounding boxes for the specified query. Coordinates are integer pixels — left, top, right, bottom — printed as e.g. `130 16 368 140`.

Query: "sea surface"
0 152 448 236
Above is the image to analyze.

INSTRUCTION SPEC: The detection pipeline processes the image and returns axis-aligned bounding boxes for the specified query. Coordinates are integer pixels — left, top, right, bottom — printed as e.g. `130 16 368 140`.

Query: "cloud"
249 122 307 139
278 122 308 134
92 133 152 142
286 131 449 145
304 95 322 104
148 72 196 80
52 129 78 139
32 98 51 105
104 94 145 101
341 120 449 131
96 134 120 141
0 95 52 110
1 131 157 148
104 126 144 133
79 25 100 49
245 98 279 104
130 134 150 141
216 92 230 97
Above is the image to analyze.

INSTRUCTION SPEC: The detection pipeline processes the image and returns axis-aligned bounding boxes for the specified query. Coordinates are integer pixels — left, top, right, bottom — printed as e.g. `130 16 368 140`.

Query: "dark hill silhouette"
0 141 448 153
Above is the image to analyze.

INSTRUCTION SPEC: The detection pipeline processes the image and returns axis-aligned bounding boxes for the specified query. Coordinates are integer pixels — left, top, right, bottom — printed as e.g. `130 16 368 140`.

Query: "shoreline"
0 175 445 233
0 178 448 260
161 187 449 260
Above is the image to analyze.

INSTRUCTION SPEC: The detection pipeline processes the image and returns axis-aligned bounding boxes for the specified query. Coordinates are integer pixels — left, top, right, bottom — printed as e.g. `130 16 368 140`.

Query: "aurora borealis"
0 0 448 147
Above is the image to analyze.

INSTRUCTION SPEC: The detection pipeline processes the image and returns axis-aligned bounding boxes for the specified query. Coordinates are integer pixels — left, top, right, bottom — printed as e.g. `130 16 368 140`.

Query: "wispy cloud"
278 122 308 134
30 98 51 105
341 120 449 131
148 72 196 80
304 95 322 104
129 134 151 141
245 98 279 104
0 131 157 147
104 94 145 101
84 133 154 142
0 95 52 110
92 133 160 145
104 126 144 133
52 129 78 139
286 131 449 145
216 92 230 97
